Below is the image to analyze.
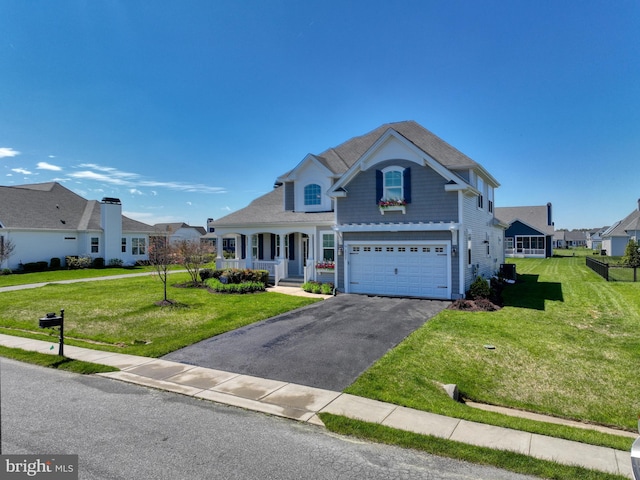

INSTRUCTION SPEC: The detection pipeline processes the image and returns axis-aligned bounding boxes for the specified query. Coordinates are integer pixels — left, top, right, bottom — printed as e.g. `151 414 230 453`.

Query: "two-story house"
211 121 505 299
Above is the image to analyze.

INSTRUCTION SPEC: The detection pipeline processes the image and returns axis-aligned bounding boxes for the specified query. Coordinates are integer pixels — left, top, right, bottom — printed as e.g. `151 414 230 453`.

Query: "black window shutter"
270 234 276 259
241 235 246 259
258 234 264 259
289 233 295 260
403 167 412 203
376 170 383 203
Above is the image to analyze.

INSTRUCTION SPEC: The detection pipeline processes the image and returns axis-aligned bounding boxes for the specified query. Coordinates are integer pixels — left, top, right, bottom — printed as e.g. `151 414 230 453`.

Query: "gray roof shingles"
0 182 154 233
215 120 484 227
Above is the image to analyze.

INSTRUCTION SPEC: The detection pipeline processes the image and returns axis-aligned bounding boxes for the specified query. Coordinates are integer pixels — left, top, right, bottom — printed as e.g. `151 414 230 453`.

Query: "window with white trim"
91 237 99 253
304 184 322 205
477 177 484 209
132 238 146 255
121 237 127 253
321 232 335 261
384 169 402 200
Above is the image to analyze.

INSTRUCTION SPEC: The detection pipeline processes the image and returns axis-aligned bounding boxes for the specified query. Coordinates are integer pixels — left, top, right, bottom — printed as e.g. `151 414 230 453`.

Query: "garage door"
347 243 450 299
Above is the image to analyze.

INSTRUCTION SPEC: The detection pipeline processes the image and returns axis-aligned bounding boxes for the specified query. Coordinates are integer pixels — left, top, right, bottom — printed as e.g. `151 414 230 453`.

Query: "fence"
586 257 639 282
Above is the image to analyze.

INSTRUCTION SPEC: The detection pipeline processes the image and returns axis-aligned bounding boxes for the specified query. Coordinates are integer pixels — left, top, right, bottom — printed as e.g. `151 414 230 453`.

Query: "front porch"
214 230 336 287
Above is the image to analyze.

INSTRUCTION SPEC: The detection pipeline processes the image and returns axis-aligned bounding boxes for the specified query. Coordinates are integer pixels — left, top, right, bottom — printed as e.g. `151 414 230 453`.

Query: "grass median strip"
0 345 118 374
320 413 628 480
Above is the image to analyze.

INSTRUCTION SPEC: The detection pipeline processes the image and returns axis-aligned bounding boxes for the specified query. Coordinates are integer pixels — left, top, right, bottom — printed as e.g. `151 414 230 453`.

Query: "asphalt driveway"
163 294 448 391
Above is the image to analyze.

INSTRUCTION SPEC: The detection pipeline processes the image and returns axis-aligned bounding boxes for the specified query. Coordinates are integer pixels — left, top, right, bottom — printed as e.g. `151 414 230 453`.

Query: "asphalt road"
163 294 448 390
1 359 535 480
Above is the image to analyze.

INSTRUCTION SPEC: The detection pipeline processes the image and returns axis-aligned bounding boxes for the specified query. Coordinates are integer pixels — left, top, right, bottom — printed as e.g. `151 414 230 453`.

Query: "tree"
175 239 213 286
0 236 16 269
622 238 640 268
148 235 178 305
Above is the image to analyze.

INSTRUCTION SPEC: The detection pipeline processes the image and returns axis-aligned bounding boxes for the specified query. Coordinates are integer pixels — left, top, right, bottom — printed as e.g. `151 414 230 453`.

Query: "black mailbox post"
39 309 64 356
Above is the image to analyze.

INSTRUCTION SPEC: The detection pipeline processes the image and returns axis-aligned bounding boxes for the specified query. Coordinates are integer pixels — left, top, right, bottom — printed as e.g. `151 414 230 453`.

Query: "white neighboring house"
601 199 640 256
153 223 206 244
0 182 155 270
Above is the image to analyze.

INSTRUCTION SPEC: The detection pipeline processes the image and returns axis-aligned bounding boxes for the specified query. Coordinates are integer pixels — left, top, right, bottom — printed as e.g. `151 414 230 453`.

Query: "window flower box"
315 261 335 273
378 199 407 214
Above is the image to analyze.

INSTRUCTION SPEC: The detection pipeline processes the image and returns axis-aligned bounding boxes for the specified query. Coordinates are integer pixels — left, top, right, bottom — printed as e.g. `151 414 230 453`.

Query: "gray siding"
336 160 458 224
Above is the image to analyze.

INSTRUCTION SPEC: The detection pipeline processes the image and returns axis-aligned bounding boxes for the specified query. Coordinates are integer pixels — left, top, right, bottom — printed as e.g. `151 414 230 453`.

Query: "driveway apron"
162 294 448 391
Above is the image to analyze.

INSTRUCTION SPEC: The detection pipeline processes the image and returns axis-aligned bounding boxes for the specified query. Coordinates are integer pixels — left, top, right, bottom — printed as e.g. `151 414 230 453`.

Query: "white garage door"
347 243 450 299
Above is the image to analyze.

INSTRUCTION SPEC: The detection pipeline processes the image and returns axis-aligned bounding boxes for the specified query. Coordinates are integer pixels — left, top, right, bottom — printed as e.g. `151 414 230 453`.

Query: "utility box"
500 263 517 281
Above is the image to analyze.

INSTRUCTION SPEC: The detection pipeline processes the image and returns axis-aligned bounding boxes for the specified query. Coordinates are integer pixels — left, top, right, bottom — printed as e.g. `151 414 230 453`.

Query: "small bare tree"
148 235 178 304
175 239 213 286
0 236 16 270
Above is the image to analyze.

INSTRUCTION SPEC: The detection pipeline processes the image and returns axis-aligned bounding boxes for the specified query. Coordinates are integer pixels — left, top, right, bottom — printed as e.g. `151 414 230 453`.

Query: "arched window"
376 166 411 204
304 184 322 205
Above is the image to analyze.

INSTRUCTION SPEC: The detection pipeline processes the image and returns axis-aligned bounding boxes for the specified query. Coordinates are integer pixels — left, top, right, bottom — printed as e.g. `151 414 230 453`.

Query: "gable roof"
0 182 154 233
312 121 498 185
213 187 334 227
603 206 640 237
495 205 555 236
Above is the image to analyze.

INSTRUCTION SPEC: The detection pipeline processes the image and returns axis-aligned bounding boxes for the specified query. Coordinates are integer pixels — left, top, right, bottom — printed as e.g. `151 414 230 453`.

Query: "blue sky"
1 1 638 230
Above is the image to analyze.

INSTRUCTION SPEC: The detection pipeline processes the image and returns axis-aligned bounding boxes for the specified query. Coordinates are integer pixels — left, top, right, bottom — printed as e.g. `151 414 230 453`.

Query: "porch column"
215 234 223 260
234 235 241 260
277 234 286 259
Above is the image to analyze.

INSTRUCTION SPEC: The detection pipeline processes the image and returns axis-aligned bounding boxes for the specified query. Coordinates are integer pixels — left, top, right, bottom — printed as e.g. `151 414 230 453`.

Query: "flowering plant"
315 261 335 270
378 199 407 207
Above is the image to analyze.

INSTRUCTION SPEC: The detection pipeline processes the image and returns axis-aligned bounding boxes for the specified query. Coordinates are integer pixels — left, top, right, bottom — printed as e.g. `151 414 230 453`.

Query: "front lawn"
345 255 640 450
0 272 319 357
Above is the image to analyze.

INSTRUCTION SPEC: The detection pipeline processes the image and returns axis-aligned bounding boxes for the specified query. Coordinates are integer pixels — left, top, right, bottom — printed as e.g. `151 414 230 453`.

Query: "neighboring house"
0 182 155 270
495 204 555 258
601 199 640 256
553 230 566 249
153 222 206 243
587 227 608 250
564 230 587 248
553 229 587 249
211 121 505 299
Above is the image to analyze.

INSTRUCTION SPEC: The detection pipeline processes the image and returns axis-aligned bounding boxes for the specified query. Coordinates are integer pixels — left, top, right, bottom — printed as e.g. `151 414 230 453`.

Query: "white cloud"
68 163 226 194
11 168 31 175
37 161 62 171
186 201 192 206
0 147 20 158
129 188 143 195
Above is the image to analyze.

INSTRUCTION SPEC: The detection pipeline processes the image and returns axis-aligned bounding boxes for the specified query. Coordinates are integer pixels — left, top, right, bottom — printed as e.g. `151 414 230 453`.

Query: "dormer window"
304 184 322 206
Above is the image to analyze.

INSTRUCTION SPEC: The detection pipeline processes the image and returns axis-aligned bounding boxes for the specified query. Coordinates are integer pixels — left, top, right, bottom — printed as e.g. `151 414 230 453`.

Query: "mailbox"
38 309 65 356
39 312 63 328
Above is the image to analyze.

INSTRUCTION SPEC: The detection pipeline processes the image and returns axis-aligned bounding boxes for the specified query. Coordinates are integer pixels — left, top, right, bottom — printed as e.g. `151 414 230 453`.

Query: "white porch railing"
217 258 244 270
505 248 545 257
252 260 277 276
274 260 287 285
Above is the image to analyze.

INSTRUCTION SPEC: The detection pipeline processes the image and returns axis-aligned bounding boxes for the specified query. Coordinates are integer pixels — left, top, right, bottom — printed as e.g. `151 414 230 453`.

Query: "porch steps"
276 276 305 287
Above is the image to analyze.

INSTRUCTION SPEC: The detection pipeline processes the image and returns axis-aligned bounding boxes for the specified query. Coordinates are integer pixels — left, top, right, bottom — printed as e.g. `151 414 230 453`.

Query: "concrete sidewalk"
0 334 633 478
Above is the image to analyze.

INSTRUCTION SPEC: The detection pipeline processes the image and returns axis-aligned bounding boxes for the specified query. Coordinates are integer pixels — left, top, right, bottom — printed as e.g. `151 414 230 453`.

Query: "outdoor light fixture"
38 309 65 356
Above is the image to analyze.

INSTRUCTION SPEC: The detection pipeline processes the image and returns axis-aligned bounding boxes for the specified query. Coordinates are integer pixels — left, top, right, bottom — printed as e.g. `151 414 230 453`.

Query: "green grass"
345 254 640 451
320 414 627 480
0 266 164 287
0 272 319 357
0 345 118 374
